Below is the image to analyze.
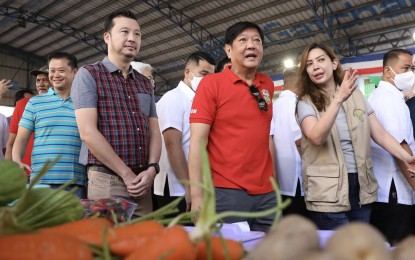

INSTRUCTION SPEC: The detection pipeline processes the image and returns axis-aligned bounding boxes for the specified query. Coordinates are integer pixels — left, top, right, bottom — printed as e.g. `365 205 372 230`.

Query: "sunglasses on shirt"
249 85 268 111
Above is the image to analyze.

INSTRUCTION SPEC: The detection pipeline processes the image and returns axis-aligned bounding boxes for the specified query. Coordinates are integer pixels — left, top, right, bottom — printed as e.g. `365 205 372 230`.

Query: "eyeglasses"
249 84 268 111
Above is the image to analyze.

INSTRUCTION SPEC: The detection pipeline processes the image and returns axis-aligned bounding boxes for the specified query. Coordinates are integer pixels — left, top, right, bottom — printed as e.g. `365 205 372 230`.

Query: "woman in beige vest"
295 43 415 230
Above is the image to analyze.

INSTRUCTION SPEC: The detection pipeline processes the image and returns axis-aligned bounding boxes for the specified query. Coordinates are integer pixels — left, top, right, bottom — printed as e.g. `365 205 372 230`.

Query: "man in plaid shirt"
71 10 161 216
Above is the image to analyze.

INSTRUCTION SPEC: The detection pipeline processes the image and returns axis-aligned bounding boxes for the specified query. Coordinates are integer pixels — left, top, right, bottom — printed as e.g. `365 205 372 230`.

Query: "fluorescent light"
283 59 294 68
413 32 415 41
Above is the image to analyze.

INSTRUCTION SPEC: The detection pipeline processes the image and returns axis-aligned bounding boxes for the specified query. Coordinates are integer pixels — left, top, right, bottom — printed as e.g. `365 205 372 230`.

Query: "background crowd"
1 10 415 246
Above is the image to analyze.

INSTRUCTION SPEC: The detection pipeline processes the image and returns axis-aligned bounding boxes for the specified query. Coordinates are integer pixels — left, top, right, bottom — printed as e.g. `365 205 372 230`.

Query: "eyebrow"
307 55 324 62
119 26 140 32
49 67 67 70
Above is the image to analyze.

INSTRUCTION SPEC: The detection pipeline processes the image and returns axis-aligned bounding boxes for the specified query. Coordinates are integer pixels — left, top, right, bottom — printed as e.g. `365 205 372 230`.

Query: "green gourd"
0 161 27 206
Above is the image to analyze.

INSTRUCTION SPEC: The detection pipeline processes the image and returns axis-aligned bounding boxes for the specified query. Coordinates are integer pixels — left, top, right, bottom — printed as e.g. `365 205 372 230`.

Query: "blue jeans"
309 172 372 230
49 184 87 199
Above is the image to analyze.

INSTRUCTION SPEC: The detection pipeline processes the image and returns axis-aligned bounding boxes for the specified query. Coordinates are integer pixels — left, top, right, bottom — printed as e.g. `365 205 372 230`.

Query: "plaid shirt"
81 59 155 168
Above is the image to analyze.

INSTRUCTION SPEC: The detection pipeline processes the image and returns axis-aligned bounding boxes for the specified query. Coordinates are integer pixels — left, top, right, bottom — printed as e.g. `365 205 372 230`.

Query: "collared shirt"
9 97 33 174
369 80 415 205
71 57 157 169
190 66 274 194
19 88 86 185
154 81 194 196
272 90 303 196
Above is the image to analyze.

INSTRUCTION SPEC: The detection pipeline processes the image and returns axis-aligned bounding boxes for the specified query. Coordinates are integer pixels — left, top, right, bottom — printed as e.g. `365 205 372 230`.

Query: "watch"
147 163 160 174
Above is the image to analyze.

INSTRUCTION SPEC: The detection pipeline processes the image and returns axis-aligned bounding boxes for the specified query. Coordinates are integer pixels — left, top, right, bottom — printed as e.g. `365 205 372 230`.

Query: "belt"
87 165 147 176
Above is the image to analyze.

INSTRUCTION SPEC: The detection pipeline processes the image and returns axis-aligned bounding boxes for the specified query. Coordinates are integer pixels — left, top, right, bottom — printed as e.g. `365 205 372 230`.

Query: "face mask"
190 72 203 92
389 67 415 91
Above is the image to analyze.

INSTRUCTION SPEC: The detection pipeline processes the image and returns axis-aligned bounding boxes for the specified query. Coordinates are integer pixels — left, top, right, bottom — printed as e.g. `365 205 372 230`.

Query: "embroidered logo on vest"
353 108 365 122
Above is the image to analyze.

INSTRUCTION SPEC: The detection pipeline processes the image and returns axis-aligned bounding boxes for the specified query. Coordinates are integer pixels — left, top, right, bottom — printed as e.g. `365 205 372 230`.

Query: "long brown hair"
297 43 344 111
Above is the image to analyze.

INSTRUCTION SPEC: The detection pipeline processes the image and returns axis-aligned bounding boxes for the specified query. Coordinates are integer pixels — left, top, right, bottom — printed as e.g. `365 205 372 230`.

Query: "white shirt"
368 80 415 205
0 113 8 160
154 81 194 196
271 90 303 196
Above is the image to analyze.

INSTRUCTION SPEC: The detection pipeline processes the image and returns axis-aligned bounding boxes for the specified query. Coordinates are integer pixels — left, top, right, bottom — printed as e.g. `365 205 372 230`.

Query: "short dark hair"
47 51 78 69
14 89 34 106
215 56 231 73
283 67 297 81
224 21 264 45
383 48 413 67
104 10 137 33
185 51 215 67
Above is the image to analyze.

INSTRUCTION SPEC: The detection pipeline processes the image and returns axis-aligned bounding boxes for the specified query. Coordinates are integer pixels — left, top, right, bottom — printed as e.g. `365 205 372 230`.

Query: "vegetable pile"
0 145 291 260
0 159 84 236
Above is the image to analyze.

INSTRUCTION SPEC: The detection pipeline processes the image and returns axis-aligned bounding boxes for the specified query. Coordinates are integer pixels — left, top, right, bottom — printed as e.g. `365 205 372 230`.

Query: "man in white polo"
154 51 215 214
271 67 308 217
368 48 415 245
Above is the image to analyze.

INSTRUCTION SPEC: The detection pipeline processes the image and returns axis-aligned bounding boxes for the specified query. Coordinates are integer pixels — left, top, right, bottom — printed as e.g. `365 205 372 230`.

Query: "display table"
186 224 391 251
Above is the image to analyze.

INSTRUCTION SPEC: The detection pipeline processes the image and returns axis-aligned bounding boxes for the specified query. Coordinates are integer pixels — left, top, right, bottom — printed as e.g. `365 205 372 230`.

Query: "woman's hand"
334 68 358 103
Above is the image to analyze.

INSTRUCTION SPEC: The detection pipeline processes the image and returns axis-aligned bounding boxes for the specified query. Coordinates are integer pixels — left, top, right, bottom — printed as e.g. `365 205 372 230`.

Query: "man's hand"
15 161 31 173
121 169 138 187
190 195 202 213
403 155 415 177
126 168 157 197
0 79 11 97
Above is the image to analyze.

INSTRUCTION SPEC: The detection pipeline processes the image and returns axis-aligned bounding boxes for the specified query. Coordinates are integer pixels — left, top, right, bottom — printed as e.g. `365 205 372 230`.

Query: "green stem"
16 179 75 220
14 159 57 210
167 211 197 227
102 227 111 260
116 197 183 227
270 178 286 230
213 199 291 225
217 231 231 260
18 189 76 224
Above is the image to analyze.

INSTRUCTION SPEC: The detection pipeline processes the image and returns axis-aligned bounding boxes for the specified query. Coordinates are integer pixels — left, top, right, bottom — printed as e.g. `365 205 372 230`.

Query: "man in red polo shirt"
189 21 276 232
5 66 51 176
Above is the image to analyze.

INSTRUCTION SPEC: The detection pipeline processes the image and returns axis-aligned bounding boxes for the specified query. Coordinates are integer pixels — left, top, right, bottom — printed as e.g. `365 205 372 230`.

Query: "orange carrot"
41 217 113 245
110 233 154 256
0 232 93 260
126 225 196 260
108 220 164 243
196 236 244 260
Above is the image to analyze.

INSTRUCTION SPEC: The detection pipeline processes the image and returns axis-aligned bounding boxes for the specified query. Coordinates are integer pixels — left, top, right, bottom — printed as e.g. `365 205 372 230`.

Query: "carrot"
41 217 113 245
125 225 196 260
110 233 154 256
196 236 244 260
108 220 164 243
0 232 93 260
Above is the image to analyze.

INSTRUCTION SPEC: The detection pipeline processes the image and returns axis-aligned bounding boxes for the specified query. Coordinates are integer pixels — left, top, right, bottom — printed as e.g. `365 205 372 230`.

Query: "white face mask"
190 72 203 92
389 67 415 91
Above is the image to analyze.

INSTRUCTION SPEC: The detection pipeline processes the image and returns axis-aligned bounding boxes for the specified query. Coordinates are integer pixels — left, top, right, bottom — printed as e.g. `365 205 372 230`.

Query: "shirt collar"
223 66 264 86
279 90 297 98
102 57 136 79
378 80 405 100
48 87 71 100
177 81 195 100
47 87 57 96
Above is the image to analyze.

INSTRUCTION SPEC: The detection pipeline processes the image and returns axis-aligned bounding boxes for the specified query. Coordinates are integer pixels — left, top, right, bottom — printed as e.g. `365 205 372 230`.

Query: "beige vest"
300 91 378 212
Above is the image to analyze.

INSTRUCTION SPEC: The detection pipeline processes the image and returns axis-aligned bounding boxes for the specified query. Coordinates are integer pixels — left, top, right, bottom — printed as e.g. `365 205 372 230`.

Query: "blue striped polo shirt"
19 88 86 185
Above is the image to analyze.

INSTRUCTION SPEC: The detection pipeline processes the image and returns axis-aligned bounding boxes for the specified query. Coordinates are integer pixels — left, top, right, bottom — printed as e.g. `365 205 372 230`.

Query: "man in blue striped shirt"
13 52 86 198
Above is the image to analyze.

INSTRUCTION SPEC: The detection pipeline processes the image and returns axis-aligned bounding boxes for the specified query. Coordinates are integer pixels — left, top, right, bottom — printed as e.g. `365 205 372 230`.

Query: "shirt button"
140 164 143 168
132 112 135 114
128 96 131 99
137 128 140 131
139 147 142 150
